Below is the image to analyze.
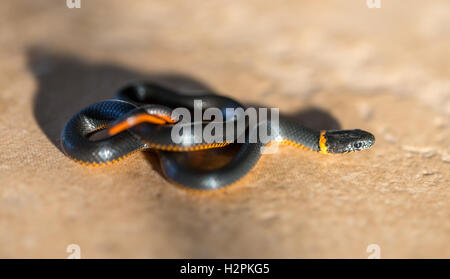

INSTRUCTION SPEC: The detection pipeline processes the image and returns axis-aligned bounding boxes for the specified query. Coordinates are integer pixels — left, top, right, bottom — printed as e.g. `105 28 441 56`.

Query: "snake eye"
353 142 363 149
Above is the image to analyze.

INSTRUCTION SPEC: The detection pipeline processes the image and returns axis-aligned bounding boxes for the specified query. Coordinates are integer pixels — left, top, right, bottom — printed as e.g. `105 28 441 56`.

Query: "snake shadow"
29 47 340 175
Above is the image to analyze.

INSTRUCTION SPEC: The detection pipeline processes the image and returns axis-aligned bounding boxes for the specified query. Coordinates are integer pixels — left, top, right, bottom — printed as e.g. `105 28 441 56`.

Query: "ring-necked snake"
61 82 375 190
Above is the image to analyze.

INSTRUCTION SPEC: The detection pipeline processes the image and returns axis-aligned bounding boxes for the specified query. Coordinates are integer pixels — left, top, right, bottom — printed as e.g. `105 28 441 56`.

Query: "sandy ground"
0 0 448 258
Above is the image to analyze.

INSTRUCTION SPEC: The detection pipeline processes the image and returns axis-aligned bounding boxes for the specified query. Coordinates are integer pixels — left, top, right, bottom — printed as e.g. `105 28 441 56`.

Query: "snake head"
320 129 375 154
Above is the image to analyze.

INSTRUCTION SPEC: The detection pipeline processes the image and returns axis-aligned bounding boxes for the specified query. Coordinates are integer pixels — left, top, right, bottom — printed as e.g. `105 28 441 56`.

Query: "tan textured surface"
0 0 449 258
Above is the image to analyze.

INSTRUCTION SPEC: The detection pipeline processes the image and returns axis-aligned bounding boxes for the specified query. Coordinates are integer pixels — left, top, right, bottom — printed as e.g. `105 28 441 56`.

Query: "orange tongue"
108 113 174 136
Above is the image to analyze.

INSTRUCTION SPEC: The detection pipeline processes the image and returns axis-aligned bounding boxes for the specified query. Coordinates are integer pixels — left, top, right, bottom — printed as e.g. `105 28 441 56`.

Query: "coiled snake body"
61 82 375 190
